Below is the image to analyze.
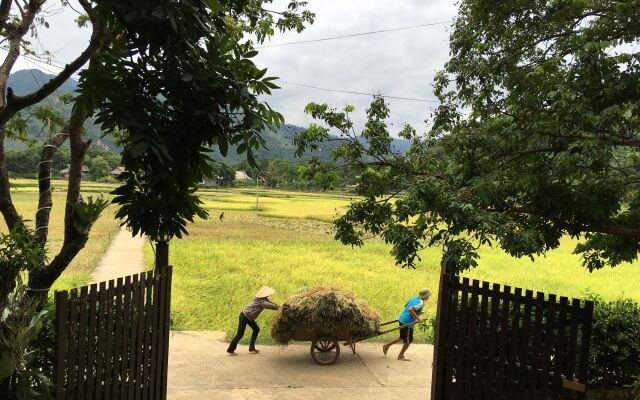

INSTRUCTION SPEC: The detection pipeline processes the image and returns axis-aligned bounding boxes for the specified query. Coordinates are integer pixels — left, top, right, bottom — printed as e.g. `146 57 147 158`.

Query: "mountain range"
7 69 410 161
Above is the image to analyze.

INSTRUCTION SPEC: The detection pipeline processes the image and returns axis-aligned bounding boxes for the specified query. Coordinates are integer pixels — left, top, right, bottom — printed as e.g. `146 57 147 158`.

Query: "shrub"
588 296 640 388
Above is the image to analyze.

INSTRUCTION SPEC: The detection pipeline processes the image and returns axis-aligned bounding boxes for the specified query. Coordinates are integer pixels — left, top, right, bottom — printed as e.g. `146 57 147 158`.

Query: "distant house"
110 166 126 177
235 171 251 181
60 164 90 178
201 176 225 187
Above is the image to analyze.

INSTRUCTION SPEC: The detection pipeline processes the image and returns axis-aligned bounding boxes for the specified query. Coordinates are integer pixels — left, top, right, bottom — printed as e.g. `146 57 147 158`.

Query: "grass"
3 179 121 291
144 187 640 344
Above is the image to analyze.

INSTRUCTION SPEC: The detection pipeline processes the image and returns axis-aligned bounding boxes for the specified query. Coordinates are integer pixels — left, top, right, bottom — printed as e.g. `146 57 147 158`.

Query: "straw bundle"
270 285 381 345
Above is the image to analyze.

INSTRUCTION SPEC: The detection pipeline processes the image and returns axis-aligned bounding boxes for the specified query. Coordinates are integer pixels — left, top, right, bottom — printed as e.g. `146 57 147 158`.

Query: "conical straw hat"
255 285 275 298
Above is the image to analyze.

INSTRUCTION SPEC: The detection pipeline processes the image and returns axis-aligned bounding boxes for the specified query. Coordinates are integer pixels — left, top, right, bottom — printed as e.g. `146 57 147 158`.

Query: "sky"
6 0 458 135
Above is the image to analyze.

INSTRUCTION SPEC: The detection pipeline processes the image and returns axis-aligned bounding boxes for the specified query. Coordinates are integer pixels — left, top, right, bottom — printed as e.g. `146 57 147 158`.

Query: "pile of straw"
270 285 381 345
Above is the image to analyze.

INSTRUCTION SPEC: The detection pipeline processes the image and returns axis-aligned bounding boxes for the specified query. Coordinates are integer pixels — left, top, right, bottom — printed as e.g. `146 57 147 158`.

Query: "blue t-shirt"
398 296 425 328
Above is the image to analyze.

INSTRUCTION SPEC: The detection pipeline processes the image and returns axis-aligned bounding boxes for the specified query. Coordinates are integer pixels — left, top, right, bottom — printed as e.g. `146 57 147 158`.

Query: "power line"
257 20 451 48
280 81 439 103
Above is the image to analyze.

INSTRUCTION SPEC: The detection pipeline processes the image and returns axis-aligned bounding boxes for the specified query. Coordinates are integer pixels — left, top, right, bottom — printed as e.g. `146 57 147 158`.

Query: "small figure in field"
227 286 279 356
219 212 224 221
383 288 432 361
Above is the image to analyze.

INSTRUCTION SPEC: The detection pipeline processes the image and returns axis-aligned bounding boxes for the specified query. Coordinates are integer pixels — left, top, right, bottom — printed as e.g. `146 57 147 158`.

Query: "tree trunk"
28 114 90 296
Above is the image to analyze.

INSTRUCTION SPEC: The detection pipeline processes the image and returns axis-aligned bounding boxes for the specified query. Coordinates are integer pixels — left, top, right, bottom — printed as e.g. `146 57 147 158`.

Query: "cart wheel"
310 336 340 365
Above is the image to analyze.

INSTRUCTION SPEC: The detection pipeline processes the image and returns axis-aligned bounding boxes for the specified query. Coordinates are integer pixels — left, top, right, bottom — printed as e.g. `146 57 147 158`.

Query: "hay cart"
292 319 415 365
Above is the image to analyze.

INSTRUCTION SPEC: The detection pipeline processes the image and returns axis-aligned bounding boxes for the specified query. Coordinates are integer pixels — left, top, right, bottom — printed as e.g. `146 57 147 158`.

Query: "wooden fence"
431 273 594 400
54 266 173 400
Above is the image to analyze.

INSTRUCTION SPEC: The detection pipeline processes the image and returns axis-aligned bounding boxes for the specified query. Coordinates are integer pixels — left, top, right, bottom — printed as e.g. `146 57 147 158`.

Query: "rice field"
144 187 640 344
4 179 122 291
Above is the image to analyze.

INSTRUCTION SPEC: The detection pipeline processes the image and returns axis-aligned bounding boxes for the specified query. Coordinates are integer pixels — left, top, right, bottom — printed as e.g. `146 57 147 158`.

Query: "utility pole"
255 172 259 210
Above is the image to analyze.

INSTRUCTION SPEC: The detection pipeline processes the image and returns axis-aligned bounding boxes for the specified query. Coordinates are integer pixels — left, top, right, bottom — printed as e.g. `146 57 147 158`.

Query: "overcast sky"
8 0 457 135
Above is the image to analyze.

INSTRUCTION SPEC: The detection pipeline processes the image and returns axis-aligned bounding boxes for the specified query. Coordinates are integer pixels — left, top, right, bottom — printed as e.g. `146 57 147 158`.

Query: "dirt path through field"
168 331 433 399
91 227 145 283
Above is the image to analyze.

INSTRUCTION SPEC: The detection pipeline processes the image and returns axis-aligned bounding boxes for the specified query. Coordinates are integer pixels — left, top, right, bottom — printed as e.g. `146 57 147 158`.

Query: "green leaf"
203 0 223 12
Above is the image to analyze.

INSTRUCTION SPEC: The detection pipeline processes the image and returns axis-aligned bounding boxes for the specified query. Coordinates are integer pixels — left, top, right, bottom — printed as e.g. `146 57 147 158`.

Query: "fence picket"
66 289 79 400
141 270 155 399
95 281 108 400
160 267 173 398
135 272 147 400
54 291 68 400
463 280 480 399
74 287 89 400
128 274 141 400
120 276 133 400
519 290 533 400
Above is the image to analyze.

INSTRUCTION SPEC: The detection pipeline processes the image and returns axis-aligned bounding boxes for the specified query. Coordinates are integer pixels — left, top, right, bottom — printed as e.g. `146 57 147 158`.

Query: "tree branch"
0 0 12 33
35 123 70 243
2 20 107 123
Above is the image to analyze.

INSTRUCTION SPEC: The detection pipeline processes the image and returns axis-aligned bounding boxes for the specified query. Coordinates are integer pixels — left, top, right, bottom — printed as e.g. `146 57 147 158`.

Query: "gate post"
155 237 170 269
431 251 452 400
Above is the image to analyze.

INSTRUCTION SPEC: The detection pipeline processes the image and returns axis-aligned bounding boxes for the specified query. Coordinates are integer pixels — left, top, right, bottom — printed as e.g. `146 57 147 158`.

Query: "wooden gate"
54 266 172 400
431 270 594 400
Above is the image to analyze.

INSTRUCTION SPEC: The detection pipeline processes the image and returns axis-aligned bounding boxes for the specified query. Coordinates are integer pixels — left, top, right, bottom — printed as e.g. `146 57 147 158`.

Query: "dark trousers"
227 312 260 352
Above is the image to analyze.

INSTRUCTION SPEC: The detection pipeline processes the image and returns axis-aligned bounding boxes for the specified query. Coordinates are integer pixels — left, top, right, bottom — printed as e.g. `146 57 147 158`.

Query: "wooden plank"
577 301 594 400
67 288 79 399
160 266 173 400
103 279 116 400
120 276 133 400
529 292 545 399
75 286 89 400
463 279 480 397
54 291 69 400
135 272 148 400
505 287 522 399
475 281 490 395
484 283 501 399
128 274 141 400
443 275 459 398
565 299 581 380
494 285 511 400
95 281 108 400
431 261 453 400
519 290 534 400
542 294 557 399
552 297 569 400
113 277 125 398
141 270 155 399
154 268 168 399
85 284 99 399
149 270 162 400
453 277 470 400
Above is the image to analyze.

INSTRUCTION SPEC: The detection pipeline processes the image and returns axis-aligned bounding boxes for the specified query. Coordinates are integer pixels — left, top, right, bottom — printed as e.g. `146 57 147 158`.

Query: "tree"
209 160 235 186
89 156 109 181
295 1 640 272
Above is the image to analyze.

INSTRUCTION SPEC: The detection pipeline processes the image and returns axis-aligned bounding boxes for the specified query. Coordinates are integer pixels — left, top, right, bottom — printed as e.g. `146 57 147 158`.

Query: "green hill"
7 69 410 161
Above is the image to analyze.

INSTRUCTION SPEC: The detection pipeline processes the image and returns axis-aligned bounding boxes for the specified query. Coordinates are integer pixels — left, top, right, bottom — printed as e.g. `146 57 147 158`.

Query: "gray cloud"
255 0 457 134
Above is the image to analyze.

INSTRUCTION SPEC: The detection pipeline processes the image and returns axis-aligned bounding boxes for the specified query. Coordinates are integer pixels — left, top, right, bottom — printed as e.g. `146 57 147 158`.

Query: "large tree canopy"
78 0 313 240
296 0 640 272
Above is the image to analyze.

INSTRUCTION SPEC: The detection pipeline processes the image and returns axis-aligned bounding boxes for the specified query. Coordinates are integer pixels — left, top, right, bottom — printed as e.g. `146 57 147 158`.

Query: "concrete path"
168 331 433 400
91 227 145 283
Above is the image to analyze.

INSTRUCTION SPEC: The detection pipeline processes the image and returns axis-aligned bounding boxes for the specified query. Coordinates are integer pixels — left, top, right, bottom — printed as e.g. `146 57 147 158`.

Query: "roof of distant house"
60 164 90 174
110 166 126 175
235 171 251 180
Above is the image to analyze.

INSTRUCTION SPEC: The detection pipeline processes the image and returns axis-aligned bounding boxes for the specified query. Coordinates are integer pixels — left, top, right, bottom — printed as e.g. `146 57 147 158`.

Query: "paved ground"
168 331 433 400
91 227 145 283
